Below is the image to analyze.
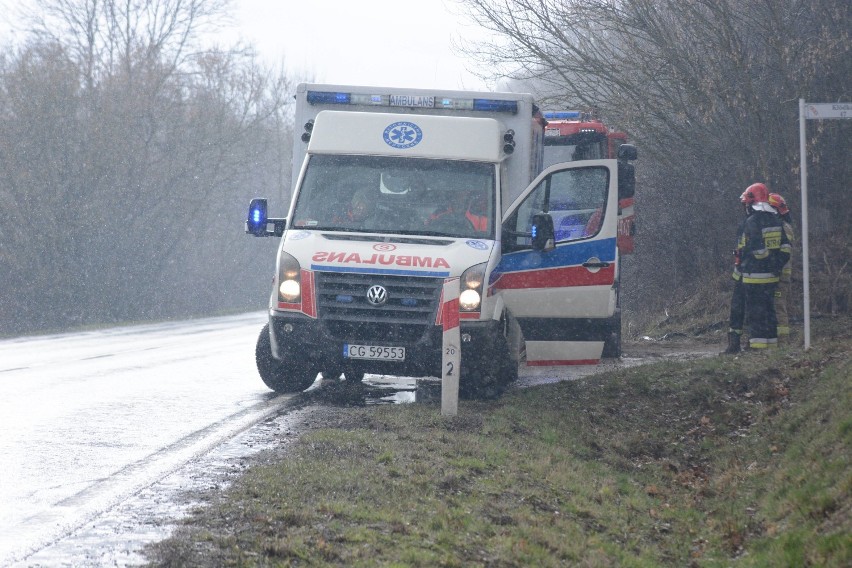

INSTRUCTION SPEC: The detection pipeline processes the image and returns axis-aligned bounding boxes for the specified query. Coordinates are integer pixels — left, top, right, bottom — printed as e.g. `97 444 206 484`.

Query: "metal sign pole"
799 100 850 349
799 99 811 350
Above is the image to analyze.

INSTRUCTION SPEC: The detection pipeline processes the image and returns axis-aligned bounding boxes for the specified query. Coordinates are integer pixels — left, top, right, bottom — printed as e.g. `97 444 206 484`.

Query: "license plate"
344 344 406 361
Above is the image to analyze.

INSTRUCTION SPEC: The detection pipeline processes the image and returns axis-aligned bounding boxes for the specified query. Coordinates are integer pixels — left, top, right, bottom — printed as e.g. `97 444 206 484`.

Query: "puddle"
364 375 445 405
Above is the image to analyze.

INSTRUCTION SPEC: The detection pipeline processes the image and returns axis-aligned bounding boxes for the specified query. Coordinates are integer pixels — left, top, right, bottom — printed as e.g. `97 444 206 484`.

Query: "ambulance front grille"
315 272 442 343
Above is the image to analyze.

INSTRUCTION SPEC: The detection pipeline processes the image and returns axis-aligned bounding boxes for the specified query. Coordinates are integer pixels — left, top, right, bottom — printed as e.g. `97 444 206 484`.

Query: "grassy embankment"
148 318 850 567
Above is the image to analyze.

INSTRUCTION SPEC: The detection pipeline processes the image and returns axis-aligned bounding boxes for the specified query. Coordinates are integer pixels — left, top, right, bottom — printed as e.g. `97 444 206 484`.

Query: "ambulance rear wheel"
256 324 317 393
601 310 622 358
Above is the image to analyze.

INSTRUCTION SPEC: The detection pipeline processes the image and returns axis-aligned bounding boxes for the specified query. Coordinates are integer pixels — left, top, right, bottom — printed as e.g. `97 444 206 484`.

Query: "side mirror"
617 161 635 200
531 213 555 252
617 143 638 161
246 198 287 237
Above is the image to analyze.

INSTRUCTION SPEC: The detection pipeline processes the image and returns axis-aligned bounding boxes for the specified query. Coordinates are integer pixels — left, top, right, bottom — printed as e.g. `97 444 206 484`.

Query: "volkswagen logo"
366 285 388 306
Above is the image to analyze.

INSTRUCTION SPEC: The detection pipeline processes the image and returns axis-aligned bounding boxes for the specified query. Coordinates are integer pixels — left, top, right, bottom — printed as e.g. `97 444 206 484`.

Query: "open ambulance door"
495 160 619 365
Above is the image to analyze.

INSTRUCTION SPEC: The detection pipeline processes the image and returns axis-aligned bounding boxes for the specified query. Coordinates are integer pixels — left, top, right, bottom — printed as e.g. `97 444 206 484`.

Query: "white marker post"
441 278 461 416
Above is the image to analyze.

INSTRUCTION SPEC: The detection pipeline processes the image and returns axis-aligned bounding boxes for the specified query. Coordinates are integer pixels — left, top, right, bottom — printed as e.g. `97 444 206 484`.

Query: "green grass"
146 317 851 567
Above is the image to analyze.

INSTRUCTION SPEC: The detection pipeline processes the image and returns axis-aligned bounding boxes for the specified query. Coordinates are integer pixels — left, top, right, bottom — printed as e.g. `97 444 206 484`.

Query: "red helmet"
768 193 789 215
740 183 769 205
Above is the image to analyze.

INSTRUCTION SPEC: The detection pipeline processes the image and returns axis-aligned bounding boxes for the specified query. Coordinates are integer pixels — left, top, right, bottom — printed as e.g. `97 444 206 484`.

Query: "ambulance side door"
495 160 618 364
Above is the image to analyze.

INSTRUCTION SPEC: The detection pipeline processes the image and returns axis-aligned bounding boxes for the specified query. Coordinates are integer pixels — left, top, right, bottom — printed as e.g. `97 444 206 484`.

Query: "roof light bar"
306 91 518 113
472 99 518 113
306 91 351 105
543 111 582 120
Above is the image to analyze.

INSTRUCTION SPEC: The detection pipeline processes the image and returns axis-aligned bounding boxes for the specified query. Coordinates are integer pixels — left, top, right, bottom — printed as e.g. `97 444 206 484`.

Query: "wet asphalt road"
0 313 719 566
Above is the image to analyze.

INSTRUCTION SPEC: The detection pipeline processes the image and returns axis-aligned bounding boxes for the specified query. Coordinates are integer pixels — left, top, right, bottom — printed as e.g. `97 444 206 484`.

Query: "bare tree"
456 0 851 324
0 0 298 334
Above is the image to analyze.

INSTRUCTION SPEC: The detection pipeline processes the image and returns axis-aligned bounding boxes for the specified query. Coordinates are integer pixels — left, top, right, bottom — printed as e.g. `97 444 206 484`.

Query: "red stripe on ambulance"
493 264 615 290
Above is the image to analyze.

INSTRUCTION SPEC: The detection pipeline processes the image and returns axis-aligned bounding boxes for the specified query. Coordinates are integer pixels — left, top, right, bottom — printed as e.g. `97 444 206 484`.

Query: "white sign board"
804 103 851 119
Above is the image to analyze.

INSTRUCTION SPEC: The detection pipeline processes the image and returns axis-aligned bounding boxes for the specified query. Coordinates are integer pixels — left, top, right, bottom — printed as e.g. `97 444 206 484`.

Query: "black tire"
343 370 366 383
601 310 622 358
459 330 517 400
321 369 343 381
255 323 317 393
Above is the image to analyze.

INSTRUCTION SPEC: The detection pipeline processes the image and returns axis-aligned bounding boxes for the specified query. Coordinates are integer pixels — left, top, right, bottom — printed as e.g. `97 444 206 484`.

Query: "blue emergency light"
306 91 351 105
246 198 268 236
543 111 582 120
473 99 518 113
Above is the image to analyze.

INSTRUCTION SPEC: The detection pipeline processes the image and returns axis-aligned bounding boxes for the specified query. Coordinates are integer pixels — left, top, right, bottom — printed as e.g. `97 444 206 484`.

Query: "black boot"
723 331 741 354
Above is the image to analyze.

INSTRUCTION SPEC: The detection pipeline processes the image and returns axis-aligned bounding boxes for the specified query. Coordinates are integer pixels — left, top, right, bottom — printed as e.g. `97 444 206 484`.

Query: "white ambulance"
246 83 637 397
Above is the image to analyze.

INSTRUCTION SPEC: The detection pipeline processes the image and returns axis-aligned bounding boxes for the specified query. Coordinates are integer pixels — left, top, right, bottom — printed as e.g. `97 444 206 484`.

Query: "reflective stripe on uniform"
762 227 782 248
742 273 780 284
749 337 778 348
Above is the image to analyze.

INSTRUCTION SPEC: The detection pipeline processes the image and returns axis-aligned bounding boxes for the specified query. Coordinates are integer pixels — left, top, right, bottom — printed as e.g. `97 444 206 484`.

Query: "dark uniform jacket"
738 210 791 284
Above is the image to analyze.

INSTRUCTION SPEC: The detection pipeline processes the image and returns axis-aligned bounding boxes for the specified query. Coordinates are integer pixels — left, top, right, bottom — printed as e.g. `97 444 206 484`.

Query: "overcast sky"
0 0 495 91
234 0 493 91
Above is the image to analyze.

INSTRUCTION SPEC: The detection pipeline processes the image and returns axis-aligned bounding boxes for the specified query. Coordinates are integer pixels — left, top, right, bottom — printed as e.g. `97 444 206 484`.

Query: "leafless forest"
1 0 849 336
0 0 292 334
459 0 850 327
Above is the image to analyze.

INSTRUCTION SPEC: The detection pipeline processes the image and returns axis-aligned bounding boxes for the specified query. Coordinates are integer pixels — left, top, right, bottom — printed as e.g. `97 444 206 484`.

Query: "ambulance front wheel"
460 331 517 400
256 323 318 393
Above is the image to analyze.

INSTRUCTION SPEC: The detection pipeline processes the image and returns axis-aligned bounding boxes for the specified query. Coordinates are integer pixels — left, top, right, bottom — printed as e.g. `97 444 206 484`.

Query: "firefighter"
724 191 752 354
768 193 796 339
736 182 791 350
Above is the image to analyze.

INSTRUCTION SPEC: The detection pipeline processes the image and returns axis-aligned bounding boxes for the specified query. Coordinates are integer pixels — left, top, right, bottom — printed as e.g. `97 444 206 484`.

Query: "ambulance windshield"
291 155 496 239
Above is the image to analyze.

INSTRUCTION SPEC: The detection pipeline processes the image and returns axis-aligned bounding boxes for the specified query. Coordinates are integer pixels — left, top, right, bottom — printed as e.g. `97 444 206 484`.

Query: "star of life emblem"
383 121 423 149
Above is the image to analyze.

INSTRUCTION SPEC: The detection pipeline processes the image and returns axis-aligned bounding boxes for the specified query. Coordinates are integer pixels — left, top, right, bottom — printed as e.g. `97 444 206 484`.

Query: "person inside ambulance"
333 189 376 228
464 191 489 233
424 189 489 235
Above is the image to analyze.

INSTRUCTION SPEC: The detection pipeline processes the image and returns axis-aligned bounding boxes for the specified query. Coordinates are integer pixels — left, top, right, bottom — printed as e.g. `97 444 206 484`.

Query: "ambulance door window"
548 166 609 242
505 177 548 250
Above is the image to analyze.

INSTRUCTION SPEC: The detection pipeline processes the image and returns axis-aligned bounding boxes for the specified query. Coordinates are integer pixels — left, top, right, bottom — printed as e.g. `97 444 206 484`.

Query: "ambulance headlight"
459 263 486 311
277 252 302 303
459 289 481 311
279 279 301 302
